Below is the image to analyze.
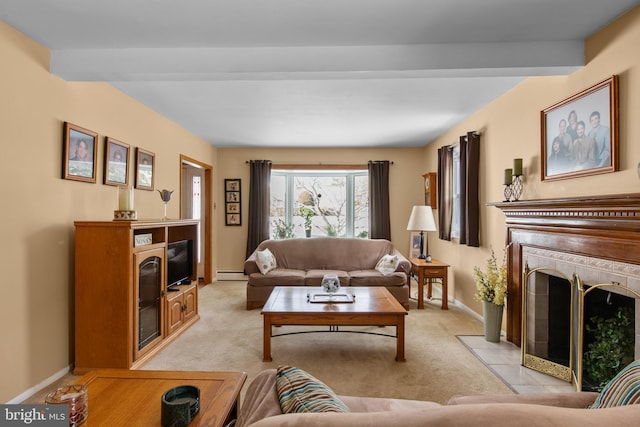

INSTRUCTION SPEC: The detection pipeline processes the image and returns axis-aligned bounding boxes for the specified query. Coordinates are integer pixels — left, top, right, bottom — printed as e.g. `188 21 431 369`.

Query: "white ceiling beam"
50 41 583 81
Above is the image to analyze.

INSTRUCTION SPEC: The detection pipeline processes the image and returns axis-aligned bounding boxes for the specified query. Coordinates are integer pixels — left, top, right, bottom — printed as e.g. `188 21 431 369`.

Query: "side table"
409 258 450 310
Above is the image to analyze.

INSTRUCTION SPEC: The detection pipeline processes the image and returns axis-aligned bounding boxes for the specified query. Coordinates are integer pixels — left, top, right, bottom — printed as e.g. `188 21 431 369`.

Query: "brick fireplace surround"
491 193 640 347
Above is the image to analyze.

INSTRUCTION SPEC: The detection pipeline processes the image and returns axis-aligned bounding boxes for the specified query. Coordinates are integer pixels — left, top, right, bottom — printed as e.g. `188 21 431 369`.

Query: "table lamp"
406 205 437 262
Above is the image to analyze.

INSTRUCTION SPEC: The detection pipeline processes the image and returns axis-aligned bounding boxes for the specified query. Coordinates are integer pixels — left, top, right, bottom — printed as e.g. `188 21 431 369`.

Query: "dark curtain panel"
245 160 272 259
368 161 391 240
460 131 480 247
437 146 454 241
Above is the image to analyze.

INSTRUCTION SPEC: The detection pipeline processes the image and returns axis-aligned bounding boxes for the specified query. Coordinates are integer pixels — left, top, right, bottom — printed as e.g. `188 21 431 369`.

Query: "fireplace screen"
523 262 639 391
522 266 575 384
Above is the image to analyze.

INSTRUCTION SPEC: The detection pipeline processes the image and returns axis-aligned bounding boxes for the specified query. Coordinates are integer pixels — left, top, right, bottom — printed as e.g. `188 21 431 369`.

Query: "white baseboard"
452 299 483 322
8 365 72 404
216 271 247 281
452 299 506 337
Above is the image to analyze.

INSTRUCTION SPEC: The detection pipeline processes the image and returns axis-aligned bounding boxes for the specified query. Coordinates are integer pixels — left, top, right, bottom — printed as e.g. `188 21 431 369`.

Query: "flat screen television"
167 239 193 288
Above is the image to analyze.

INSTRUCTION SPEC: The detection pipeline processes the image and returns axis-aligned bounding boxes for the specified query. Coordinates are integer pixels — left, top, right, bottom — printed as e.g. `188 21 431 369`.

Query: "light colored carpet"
141 281 513 404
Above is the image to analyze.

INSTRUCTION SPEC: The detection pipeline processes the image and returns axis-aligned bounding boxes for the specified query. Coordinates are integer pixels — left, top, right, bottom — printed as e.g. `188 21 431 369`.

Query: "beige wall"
216 147 427 271
424 5 640 316
0 21 216 402
3 3 640 404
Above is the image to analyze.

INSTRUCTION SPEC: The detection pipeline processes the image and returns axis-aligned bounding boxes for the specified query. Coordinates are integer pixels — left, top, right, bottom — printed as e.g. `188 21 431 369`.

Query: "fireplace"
522 246 638 389
492 193 640 389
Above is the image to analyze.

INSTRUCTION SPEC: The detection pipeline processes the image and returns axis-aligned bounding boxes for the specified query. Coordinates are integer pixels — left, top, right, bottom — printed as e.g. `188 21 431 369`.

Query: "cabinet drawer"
423 268 447 277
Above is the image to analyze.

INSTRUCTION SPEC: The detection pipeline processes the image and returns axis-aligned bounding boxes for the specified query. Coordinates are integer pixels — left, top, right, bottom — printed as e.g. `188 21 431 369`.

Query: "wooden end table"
409 258 450 310
261 286 407 362
73 369 246 426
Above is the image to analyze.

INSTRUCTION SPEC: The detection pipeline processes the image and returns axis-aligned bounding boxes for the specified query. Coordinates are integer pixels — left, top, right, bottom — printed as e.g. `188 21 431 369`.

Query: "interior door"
180 157 211 283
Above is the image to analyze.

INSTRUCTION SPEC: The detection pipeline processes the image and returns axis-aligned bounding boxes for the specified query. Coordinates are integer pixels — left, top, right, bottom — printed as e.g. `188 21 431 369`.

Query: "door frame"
180 155 212 284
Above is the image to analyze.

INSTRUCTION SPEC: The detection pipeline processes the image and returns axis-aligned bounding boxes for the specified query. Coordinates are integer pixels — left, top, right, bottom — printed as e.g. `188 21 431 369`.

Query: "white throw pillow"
256 248 277 274
375 254 399 276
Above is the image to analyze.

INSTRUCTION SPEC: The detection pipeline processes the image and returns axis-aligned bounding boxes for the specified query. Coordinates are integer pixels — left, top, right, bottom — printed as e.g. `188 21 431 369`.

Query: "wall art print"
63 122 98 183
541 75 618 181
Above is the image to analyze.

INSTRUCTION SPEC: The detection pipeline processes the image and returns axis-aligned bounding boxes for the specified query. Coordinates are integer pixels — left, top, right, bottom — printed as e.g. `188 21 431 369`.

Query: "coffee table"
73 369 246 426
261 286 408 362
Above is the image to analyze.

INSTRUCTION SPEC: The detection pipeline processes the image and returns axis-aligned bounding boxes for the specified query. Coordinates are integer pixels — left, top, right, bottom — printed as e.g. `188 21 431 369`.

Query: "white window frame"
271 169 368 238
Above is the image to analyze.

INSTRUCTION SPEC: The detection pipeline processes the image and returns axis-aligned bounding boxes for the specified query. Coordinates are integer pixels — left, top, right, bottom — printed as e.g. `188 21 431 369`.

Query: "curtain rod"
245 161 393 168
445 130 481 148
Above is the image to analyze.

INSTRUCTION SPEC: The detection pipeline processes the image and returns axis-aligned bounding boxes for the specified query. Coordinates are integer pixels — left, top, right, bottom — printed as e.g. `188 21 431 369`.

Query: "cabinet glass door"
134 247 164 359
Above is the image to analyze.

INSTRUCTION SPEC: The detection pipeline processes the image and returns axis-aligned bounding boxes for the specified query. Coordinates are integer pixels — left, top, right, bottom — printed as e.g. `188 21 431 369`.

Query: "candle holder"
114 186 137 221
158 189 174 220
511 175 523 201
503 184 513 202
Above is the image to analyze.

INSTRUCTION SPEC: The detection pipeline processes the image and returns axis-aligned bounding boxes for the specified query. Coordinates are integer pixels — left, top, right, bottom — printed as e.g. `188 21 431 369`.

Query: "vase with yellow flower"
473 247 508 342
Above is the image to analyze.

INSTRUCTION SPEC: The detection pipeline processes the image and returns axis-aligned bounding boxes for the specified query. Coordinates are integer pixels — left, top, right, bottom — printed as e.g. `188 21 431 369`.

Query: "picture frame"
103 137 130 186
224 179 241 226
226 213 241 226
226 202 240 213
409 232 422 258
135 148 155 190
63 122 98 183
541 75 618 181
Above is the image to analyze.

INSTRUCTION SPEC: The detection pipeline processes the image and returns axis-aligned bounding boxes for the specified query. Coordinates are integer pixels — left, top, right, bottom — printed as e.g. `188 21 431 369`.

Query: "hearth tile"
474 348 520 365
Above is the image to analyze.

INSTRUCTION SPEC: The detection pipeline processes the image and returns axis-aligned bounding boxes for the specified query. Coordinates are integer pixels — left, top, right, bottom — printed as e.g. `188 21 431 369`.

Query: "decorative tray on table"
307 293 355 303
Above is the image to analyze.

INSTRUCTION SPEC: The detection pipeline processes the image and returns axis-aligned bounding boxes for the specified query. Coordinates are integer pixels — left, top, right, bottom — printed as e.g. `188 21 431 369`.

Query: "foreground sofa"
236 368 640 427
244 237 410 310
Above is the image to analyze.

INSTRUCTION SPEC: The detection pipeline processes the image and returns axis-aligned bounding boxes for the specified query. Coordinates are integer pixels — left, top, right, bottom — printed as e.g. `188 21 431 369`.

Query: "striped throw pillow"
275 365 350 414
590 359 640 408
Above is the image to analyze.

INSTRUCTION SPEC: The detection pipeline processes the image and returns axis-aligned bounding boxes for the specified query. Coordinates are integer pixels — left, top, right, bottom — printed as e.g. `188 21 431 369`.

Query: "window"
451 146 461 239
270 170 368 239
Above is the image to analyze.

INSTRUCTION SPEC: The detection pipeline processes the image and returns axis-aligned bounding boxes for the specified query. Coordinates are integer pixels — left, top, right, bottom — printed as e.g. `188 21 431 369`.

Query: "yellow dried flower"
473 247 508 306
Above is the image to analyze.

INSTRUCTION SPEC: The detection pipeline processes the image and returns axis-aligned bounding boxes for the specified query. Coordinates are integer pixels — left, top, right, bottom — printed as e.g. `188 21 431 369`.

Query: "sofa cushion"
248 269 306 287
590 359 640 408
349 270 407 287
256 248 277 274
275 365 350 414
375 254 400 275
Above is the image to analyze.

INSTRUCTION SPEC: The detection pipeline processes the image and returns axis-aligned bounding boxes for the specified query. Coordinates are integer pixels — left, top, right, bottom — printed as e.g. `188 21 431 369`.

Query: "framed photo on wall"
63 122 98 183
541 75 618 181
104 137 130 186
135 148 155 190
225 179 241 226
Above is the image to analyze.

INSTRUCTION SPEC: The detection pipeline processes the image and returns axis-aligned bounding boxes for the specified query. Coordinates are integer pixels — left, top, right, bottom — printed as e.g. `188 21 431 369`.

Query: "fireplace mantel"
490 193 640 346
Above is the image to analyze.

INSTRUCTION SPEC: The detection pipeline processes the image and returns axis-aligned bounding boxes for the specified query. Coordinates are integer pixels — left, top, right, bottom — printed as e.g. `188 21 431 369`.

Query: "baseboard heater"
216 271 247 281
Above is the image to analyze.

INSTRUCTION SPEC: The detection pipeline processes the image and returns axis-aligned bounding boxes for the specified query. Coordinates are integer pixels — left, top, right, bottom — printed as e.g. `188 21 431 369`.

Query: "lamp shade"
406 205 436 232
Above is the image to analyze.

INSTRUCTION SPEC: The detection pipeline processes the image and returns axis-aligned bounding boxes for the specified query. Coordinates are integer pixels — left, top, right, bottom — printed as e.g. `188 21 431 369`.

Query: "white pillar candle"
118 187 134 211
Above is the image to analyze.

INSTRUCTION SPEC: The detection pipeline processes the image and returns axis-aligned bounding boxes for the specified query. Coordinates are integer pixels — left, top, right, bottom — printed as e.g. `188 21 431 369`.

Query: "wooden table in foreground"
261 286 408 362
409 258 450 310
74 369 246 427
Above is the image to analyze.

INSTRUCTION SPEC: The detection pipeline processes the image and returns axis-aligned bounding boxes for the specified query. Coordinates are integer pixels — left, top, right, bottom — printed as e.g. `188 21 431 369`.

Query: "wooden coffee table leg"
263 315 272 362
396 315 406 362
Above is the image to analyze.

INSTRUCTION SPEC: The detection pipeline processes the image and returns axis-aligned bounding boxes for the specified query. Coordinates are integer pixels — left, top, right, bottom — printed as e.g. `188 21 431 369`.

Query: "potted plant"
583 306 634 391
473 247 508 342
272 218 295 240
298 205 316 237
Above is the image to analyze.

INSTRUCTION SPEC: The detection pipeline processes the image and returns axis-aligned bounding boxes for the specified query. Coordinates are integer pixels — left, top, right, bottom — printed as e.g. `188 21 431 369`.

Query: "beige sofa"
244 238 410 310
236 369 640 427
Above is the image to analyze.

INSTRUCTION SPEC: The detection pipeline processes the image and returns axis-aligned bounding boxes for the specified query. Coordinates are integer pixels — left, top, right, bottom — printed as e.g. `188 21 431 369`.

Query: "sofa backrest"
256 238 397 271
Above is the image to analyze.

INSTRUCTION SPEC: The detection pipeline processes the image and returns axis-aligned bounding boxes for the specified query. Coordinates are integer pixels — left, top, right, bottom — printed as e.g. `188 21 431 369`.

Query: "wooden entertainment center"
74 219 200 373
